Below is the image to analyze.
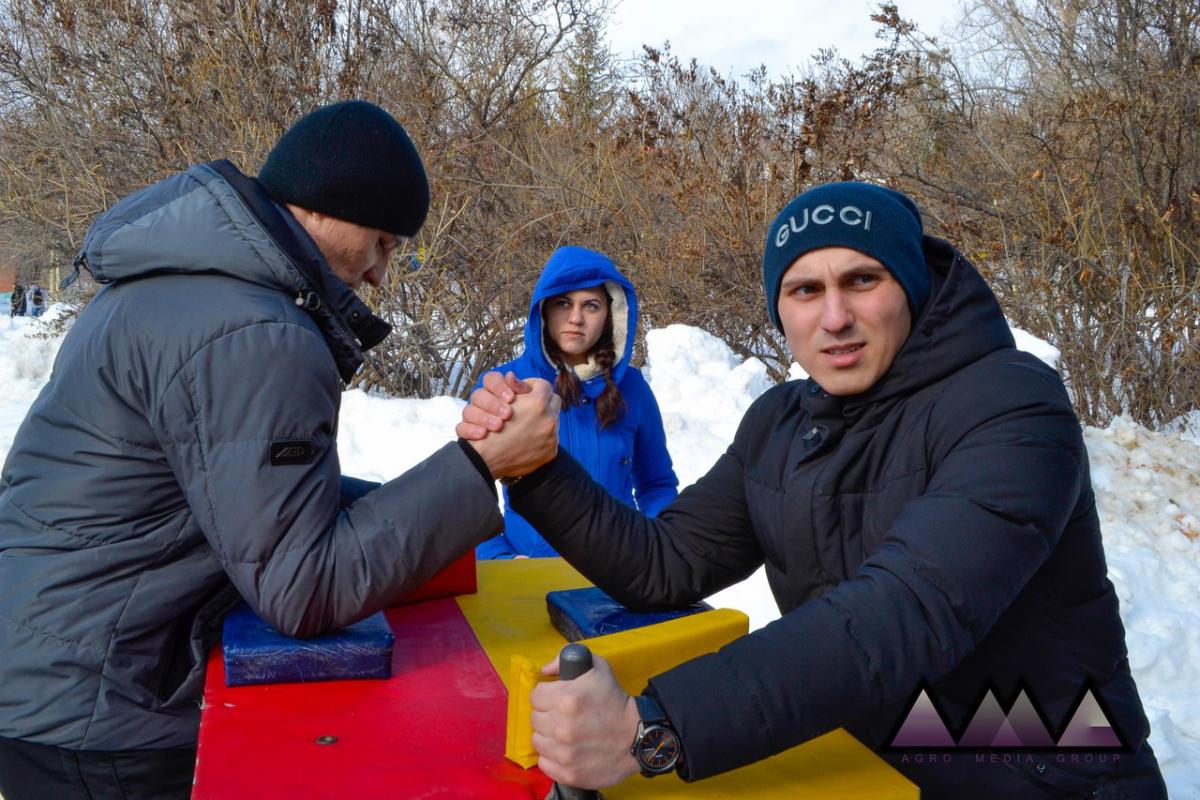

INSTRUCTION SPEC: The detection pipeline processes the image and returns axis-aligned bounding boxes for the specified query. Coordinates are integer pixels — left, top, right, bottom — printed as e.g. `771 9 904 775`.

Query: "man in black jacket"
460 183 1167 798
8 282 24 317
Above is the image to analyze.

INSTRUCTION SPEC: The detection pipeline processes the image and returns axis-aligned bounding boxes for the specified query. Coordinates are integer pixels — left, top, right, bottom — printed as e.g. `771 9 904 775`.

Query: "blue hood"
521 246 638 387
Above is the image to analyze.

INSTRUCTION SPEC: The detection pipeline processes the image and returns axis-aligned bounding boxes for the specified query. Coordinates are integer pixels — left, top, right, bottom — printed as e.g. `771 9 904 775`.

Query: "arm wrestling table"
193 558 918 799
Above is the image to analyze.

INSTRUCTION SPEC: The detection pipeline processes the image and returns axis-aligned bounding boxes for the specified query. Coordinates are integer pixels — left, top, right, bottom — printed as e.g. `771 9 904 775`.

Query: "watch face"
636 725 680 774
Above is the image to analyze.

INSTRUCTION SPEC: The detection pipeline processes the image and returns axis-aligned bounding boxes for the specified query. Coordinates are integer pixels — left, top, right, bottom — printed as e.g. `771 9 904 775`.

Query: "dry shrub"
0 0 350 280
882 0 1200 426
0 0 1194 428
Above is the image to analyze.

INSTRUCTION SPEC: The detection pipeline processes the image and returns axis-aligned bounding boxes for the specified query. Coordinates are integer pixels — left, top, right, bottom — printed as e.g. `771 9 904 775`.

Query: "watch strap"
635 693 668 725
631 693 682 777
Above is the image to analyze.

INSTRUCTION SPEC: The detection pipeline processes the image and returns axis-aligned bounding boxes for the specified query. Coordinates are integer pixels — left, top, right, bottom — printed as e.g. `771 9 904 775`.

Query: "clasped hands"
460 371 559 479
458 372 643 788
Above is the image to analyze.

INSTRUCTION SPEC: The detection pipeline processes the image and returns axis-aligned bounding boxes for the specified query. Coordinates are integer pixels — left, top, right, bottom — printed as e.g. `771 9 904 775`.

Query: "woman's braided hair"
544 296 627 429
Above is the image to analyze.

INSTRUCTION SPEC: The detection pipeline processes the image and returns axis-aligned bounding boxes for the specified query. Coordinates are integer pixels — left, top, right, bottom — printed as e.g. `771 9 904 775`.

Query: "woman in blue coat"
476 246 678 558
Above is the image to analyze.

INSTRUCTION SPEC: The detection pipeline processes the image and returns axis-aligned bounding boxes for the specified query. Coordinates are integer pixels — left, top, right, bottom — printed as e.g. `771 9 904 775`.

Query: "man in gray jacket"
0 100 557 799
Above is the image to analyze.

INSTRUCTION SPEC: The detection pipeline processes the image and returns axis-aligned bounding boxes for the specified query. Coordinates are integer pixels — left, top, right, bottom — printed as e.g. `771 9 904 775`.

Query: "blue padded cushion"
222 603 394 687
546 587 712 642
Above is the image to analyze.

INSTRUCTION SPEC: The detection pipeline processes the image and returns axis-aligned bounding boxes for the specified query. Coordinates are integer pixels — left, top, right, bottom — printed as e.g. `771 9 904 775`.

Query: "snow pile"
1010 324 1061 370
0 316 1197 795
0 308 68 457
0 309 65 404
1084 417 1200 795
643 324 773 487
336 390 465 482
1166 409 1200 448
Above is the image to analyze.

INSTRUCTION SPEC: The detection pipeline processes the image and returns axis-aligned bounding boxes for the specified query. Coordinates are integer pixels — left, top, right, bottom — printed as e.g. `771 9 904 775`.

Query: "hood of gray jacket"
75 160 391 381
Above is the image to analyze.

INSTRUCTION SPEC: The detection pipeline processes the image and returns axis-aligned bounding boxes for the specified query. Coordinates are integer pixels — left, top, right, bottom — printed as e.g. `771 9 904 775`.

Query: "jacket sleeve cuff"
504 452 567 501
646 650 774 782
456 438 497 498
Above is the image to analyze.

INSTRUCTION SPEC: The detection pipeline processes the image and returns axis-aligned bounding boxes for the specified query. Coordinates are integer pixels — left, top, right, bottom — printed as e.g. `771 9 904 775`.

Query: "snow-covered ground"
0 308 68 458
2 310 1198 797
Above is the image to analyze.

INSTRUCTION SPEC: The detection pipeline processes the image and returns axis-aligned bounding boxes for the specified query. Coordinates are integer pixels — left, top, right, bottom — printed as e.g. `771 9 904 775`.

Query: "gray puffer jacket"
0 161 501 751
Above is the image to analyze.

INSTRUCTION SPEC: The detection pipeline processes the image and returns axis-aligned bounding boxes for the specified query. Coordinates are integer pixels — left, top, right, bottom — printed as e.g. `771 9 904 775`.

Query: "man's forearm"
236 442 503 637
508 451 761 611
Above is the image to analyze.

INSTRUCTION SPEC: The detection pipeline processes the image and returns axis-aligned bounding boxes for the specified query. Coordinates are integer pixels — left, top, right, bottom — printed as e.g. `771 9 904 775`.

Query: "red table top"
193 596 554 799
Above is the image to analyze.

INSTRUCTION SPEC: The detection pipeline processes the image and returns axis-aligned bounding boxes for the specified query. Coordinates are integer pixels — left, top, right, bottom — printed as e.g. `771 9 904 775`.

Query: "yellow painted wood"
501 610 749 770
457 558 592 686
458 559 918 799
607 729 920 799
459 560 746 694
584 608 749 694
505 655 540 768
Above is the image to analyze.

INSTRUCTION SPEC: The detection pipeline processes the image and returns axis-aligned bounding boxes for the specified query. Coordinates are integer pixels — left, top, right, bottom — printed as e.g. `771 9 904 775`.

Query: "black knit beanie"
762 182 928 331
259 100 430 237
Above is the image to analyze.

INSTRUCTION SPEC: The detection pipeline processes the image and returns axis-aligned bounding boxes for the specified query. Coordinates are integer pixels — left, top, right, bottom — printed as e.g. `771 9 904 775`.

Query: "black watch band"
631 694 683 777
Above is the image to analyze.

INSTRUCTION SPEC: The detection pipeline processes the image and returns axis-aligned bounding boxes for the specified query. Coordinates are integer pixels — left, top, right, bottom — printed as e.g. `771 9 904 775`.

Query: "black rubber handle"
545 643 602 800
558 642 594 681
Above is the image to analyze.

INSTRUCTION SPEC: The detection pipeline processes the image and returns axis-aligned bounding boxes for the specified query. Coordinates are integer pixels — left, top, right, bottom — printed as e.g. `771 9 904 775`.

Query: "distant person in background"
9 283 25 317
25 285 46 318
475 246 678 559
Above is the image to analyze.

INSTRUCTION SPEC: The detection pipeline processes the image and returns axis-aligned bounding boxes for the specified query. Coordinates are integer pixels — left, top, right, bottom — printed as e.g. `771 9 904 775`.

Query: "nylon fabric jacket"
510 237 1164 798
0 161 502 751
476 246 677 558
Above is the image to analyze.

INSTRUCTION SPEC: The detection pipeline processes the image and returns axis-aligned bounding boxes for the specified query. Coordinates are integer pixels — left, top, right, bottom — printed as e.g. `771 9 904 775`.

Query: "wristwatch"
630 694 683 777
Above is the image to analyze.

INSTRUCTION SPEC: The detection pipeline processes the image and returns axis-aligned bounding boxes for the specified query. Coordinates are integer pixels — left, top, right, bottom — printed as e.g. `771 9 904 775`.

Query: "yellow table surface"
457 559 918 799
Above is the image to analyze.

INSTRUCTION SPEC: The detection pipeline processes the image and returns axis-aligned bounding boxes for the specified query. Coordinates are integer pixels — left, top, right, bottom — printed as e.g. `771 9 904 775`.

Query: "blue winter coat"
476 246 678 558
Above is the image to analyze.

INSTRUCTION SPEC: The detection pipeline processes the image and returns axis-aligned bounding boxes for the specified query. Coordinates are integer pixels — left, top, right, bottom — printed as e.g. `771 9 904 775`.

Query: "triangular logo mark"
1057 690 1122 748
958 690 1006 747
990 716 1023 747
1007 689 1055 747
890 689 955 747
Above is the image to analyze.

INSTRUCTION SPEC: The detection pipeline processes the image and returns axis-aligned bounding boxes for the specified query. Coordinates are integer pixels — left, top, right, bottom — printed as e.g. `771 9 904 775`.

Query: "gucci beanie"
761 182 928 330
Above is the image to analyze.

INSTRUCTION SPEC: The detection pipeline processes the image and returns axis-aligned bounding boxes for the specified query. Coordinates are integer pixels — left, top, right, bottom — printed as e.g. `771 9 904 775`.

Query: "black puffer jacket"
511 238 1165 798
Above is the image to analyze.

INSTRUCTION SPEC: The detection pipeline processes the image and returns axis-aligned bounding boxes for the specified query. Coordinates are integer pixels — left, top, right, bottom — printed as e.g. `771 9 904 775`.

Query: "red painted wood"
194 597 551 799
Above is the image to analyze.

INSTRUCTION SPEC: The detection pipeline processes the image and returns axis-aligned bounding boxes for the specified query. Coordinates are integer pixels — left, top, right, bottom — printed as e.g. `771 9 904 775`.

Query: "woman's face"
544 286 610 367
